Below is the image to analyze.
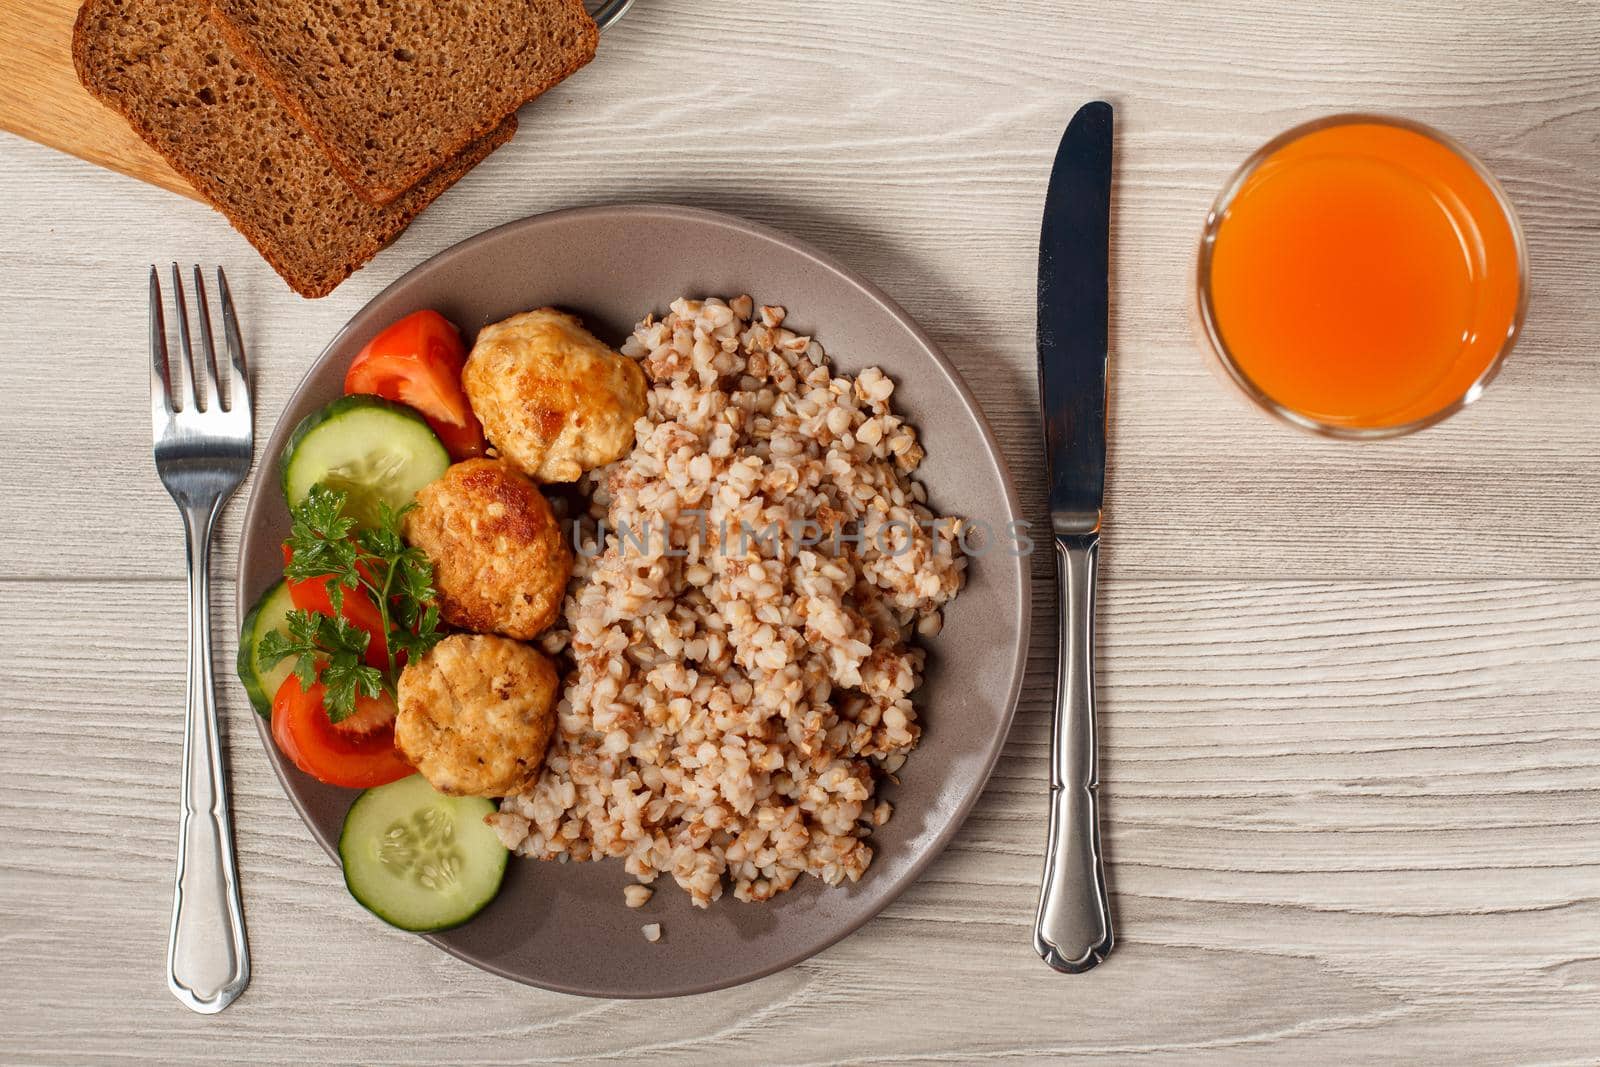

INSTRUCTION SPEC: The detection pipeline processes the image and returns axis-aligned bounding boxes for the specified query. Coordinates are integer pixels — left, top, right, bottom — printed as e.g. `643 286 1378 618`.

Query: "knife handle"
1033 532 1114 973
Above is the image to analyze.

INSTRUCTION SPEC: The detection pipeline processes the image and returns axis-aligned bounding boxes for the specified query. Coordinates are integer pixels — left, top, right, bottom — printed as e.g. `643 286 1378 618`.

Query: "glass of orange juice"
1196 114 1528 437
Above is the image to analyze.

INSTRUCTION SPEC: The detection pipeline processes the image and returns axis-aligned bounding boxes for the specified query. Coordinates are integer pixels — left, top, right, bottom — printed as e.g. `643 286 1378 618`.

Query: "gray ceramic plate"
236 204 1029 998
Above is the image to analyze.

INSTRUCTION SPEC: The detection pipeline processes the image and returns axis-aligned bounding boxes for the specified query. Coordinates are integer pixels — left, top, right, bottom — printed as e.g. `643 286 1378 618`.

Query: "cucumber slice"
237 580 296 718
281 395 449 527
340 775 508 932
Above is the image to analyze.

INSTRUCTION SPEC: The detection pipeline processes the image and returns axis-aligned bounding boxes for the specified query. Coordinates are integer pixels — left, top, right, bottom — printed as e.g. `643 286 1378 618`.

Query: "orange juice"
1199 117 1526 435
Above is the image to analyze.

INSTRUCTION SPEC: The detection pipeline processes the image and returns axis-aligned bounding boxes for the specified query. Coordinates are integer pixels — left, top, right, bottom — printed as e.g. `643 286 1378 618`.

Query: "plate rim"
235 201 1031 998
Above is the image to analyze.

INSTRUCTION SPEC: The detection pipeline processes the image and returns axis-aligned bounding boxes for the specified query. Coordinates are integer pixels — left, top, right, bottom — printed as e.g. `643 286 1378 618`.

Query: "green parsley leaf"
274 483 447 725
257 610 319 691
285 485 361 614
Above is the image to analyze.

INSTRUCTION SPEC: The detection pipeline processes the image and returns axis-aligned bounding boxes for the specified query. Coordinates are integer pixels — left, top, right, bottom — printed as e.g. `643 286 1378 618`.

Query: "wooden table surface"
2 1 1597 1062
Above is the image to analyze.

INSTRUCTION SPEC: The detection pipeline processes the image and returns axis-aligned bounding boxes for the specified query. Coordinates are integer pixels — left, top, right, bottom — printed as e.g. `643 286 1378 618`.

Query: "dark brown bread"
205 0 597 205
72 0 515 298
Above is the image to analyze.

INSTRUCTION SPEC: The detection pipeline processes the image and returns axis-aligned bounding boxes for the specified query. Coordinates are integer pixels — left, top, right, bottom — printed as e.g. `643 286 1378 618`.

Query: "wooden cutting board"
0 0 198 199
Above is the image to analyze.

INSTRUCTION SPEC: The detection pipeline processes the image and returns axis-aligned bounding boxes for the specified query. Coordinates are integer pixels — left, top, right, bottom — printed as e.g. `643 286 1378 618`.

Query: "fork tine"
169 262 199 412
217 267 251 423
149 267 173 421
190 265 224 413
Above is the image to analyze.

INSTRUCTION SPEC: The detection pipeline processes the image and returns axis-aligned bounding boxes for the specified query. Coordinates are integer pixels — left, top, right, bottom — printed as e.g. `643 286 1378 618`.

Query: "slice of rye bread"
72 0 515 298
204 0 597 205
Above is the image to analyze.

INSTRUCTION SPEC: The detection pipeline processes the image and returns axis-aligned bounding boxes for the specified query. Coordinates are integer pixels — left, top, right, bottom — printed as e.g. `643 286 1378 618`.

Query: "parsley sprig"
257 484 444 722
260 610 383 722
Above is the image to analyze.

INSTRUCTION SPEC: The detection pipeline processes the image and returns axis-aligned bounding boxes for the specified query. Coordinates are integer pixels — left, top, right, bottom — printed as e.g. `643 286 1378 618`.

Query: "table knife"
1032 99 1116 974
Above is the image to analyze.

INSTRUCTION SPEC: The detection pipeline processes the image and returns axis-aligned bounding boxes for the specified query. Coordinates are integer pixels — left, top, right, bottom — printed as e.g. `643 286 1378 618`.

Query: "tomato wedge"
270 676 412 789
281 544 390 669
345 309 486 459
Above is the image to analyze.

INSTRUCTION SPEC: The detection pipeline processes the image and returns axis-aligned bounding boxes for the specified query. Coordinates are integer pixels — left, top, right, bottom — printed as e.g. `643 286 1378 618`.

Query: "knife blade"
1032 100 1115 974
1037 99 1111 535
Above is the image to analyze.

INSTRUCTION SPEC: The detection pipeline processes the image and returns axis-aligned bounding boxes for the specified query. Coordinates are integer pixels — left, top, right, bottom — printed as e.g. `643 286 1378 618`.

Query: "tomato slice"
270 676 411 789
281 544 390 669
345 309 486 459
418 410 488 461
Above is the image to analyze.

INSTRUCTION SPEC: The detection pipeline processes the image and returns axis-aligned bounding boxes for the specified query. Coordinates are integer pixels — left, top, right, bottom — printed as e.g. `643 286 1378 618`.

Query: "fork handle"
168 502 250 1014
1033 532 1114 972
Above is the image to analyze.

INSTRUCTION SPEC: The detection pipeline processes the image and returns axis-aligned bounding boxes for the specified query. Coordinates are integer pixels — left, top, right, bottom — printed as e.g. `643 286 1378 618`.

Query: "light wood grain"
0 0 1597 580
1 0 1598 1061
1 578 1595 1063
0 0 196 198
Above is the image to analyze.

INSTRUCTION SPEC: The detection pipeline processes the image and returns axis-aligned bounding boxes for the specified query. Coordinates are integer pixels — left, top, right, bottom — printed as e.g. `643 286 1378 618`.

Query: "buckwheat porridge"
486 296 967 906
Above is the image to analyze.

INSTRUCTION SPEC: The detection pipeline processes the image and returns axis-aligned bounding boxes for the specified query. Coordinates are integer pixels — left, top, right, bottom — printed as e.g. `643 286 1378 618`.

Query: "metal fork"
151 265 253 1014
